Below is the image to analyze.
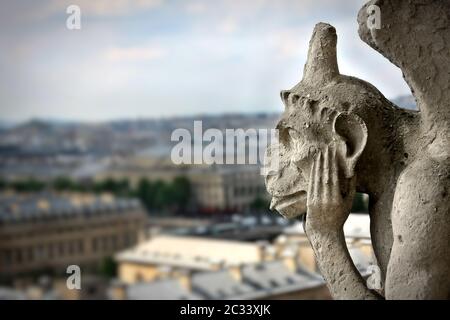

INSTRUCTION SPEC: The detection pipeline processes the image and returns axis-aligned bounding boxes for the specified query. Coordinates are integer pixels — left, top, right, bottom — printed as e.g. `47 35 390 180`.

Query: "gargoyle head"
265 23 391 219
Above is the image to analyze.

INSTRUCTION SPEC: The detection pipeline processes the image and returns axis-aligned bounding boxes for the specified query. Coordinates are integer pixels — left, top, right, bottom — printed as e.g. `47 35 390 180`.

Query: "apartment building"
0 193 147 277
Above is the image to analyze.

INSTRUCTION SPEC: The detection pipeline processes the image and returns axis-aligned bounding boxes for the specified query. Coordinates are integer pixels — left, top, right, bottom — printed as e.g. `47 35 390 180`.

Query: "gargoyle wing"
358 0 450 129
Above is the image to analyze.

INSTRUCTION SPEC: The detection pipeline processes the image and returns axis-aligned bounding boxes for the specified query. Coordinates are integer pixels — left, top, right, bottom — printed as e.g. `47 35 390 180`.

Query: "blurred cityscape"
0 0 421 301
0 106 401 300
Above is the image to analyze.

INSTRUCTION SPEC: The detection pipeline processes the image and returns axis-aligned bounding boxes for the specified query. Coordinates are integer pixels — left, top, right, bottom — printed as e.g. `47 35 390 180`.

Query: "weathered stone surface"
264 0 449 299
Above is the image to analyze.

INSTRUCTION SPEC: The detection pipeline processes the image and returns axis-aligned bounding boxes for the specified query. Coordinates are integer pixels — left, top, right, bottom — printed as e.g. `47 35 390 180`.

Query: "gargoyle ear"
280 90 291 108
332 112 368 178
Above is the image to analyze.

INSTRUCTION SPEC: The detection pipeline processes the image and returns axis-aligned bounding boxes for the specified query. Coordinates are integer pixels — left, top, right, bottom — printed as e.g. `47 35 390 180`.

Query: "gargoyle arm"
306 227 382 299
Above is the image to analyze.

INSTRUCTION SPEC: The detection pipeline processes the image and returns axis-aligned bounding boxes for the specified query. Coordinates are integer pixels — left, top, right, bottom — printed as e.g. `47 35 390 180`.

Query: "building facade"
115 235 265 284
94 163 269 212
0 193 147 278
188 165 268 212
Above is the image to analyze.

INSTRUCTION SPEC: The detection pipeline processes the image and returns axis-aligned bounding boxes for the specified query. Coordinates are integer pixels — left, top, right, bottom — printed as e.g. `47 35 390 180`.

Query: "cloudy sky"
0 0 411 122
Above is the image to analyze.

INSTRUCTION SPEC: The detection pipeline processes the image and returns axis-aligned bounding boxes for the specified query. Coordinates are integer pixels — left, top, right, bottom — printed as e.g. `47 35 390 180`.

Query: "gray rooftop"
0 287 26 300
191 270 254 299
0 193 142 223
242 261 322 290
127 279 201 300
123 261 326 300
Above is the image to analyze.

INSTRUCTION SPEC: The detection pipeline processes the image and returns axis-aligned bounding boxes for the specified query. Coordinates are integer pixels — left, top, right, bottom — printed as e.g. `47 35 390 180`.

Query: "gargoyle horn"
303 23 340 84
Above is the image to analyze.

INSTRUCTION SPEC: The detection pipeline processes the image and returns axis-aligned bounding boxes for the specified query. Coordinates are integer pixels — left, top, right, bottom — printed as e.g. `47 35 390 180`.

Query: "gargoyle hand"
305 145 356 232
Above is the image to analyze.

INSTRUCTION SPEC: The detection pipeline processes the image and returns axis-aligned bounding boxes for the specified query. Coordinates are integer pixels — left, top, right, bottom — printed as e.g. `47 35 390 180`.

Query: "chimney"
263 245 277 261
137 229 147 244
101 193 114 204
229 264 243 282
297 242 317 273
53 280 80 300
282 248 298 272
26 286 45 300
210 259 226 271
273 235 287 258
256 241 270 262
175 270 192 291
37 199 50 211
110 281 127 300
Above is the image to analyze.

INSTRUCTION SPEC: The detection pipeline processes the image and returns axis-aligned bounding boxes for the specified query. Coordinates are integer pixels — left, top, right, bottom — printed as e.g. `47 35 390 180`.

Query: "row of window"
197 184 266 199
0 218 143 242
0 208 144 226
0 232 138 267
232 185 267 197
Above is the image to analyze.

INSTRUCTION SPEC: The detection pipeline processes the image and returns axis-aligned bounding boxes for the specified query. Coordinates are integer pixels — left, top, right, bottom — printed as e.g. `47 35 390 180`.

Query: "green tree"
98 256 117 278
134 177 191 212
73 182 89 192
136 178 156 210
153 180 173 209
250 196 270 212
93 178 131 195
116 178 131 196
52 176 75 191
171 176 191 211
11 178 45 192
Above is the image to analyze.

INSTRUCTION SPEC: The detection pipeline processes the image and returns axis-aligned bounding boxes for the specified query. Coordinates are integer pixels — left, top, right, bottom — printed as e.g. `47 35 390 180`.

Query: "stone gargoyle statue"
264 0 449 299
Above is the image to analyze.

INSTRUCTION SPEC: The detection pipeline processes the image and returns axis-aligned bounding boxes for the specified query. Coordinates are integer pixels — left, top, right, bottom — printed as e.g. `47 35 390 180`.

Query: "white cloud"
31 0 164 20
77 0 164 15
185 1 208 15
218 17 239 34
266 27 311 59
0 0 412 122
105 46 167 62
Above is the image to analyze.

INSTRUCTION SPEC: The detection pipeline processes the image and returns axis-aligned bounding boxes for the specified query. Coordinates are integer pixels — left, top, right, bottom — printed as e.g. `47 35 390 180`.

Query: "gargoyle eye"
290 94 300 105
288 128 301 140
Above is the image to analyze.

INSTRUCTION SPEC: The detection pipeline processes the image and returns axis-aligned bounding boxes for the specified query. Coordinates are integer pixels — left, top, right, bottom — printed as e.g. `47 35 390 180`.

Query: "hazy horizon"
2 93 418 127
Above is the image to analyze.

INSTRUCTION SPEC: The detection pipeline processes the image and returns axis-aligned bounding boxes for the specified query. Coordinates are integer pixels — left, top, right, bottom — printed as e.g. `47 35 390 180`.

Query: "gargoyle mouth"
269 191 307 217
